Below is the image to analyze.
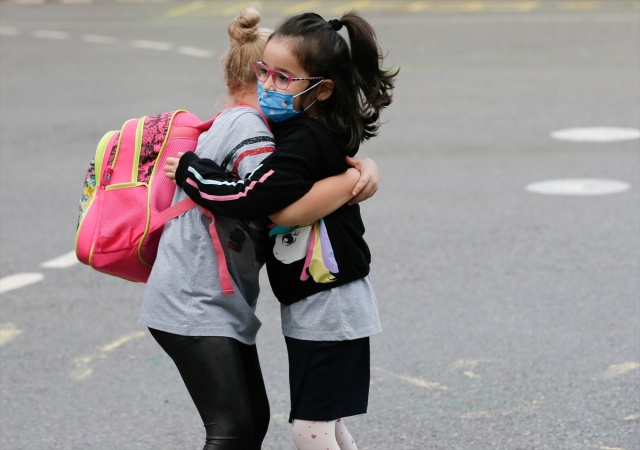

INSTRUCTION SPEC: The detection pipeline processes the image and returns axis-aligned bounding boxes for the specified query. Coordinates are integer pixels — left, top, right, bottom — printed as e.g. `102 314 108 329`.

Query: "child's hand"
164 152 184 183
345 156 379 205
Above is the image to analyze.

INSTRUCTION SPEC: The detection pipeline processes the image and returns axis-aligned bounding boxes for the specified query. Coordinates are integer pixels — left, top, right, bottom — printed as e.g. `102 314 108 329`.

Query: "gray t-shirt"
139 107 274 345
281 276 382 341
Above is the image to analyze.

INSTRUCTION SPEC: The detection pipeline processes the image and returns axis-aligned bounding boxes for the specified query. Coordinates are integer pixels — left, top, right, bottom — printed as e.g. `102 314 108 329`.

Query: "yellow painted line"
408 0 541 13
506 1 540 12
450 358 502 370
159 1 637 18
166 0 207 17
100 332 145 352
376 367 449 390
558 1 598 11
71 331 146 381
601 361 640 379
330 0 372 15
464 1 487 12
221 2 264 17
283 1 323 15
0 323 23 346
407 1 428 12
459 400 539 419
450 358 503 379
449 358 503 379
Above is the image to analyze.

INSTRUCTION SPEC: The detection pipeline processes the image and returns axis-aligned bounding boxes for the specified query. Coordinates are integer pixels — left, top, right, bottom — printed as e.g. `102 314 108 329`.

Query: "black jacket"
176 116 371 304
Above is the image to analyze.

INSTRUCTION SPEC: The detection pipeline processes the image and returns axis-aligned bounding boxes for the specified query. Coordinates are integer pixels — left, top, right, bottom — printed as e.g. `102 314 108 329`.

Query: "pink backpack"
75 110 234 294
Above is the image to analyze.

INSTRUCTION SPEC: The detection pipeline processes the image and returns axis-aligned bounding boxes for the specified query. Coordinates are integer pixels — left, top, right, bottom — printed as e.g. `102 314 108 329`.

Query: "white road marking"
33 30 69 40
6 27 214 61
131 40 172 51
82 34 118 44
526 179 630 196
0 27 20 36
41 251 79 269
552 127 640 142
177 46 213 58
0 273 44 295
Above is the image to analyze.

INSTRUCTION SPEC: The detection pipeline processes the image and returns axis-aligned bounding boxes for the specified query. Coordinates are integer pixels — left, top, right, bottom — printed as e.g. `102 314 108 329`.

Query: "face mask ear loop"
293 79 325 98
302 100 317 112
294 80 324 113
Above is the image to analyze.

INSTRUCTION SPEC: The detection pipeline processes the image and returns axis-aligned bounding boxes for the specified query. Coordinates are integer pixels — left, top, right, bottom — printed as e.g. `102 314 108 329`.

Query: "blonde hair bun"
228 7 261 43
221 7 271 98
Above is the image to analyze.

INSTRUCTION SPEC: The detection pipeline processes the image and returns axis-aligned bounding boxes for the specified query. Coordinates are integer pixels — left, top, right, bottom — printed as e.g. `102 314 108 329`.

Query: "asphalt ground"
1 1 639 449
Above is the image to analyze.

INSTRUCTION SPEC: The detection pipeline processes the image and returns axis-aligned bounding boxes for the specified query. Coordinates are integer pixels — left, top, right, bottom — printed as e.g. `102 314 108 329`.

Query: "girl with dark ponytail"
167 10 397 450
273 11 397 154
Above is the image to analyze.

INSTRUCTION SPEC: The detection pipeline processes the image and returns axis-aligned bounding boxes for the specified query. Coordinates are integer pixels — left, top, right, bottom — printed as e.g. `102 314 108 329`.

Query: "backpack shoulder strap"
200 207 235 296
152 197 235 296
158 197 198 223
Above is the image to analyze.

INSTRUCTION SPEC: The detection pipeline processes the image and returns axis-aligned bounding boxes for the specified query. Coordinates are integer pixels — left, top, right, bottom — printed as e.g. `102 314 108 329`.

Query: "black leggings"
149 329 270 450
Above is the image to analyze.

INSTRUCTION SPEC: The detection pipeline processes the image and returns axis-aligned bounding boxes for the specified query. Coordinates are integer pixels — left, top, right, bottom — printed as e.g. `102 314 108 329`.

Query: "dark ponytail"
271 11 398 154
341 12 397 146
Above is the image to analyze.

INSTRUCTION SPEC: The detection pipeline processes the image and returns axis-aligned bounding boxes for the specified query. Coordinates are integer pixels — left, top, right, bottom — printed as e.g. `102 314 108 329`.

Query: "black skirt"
285 336 370 423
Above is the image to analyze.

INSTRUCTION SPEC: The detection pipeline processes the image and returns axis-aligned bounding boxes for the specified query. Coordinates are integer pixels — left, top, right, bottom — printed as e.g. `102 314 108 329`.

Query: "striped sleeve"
176 151 313 220
218 111 276 178
175 116 319 220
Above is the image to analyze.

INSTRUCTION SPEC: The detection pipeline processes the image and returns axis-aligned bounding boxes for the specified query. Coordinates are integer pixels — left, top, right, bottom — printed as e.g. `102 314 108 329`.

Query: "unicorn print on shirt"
269 219 338 284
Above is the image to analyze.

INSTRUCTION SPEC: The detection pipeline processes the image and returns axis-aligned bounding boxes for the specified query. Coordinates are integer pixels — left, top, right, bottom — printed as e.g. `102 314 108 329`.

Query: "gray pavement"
1 1 639 449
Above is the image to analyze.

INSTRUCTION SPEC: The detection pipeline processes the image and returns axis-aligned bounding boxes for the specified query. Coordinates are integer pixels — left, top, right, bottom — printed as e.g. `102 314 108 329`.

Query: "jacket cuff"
175 151 199 187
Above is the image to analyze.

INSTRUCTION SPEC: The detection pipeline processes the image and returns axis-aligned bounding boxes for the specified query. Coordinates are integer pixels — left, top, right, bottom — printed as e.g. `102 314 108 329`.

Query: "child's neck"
233 89 259 110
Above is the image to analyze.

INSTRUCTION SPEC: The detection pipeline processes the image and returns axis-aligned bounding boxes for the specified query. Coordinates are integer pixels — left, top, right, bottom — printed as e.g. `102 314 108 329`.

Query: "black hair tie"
328 19 343 31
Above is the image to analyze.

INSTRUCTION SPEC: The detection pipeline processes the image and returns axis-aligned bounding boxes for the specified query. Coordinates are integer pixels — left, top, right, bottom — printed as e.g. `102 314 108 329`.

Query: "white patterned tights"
291 418 358 450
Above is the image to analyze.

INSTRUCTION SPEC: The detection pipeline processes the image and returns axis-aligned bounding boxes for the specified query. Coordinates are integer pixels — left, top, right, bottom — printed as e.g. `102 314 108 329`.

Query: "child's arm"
166 152 380 225
269 157 379 226
269 168 360 226
171 150 315 220
345 156 379 205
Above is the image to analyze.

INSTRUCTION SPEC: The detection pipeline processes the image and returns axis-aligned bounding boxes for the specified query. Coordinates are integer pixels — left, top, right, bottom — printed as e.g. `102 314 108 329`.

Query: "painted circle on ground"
551 127 640 142
525 179 631 196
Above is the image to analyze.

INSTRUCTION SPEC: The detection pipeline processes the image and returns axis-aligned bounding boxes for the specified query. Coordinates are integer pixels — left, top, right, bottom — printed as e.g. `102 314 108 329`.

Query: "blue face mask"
257 81 323 122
